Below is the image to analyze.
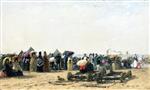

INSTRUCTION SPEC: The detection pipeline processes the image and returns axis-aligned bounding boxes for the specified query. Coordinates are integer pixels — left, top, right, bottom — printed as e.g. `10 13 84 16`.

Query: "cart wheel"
80 76 84 81
120 72 126 83
96 72 103 84
67 72 73 81
87 73 93 81
127 70 132 79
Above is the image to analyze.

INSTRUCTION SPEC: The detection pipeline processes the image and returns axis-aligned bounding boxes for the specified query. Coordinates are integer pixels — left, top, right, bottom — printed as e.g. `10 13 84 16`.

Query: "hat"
30 51 36 56
77 59 87 66
3 57 11 65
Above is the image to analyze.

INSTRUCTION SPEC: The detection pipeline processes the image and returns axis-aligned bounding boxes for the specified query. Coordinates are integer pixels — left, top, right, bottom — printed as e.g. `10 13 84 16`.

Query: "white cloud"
1 1 149 54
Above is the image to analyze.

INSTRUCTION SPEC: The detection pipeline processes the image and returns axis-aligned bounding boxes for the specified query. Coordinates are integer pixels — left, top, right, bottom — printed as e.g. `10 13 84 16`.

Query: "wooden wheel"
96 72 103 84
87 73 93 81
67 72 73 81
127 70 132 79
120 72 126 83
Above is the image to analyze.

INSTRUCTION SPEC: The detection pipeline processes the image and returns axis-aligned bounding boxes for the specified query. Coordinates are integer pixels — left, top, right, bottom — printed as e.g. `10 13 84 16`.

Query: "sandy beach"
0 67 150 90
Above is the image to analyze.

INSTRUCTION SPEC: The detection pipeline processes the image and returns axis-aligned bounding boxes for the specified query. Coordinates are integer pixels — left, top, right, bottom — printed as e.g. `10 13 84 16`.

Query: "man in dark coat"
55 54 61 70
37 52 44 72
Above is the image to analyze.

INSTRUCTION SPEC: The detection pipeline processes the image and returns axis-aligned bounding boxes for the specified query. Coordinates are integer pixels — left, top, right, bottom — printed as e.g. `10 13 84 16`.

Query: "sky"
0 1 149 54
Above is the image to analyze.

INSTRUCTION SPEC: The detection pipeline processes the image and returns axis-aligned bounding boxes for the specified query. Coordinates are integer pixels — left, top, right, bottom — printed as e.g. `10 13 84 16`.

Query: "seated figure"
12 56 23 76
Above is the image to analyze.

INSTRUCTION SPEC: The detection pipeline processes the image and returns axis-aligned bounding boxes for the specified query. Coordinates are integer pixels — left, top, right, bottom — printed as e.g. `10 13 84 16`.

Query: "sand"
0 68 150 90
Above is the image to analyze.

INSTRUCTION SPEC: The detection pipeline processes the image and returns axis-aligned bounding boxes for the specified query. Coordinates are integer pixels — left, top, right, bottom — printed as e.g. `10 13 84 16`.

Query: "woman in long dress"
67 57 73 72
30 52 37 72
43 51 49 72
12 56 23 76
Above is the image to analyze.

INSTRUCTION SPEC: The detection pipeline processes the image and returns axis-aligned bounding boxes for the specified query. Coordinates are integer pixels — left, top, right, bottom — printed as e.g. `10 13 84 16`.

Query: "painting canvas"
0 0 149 90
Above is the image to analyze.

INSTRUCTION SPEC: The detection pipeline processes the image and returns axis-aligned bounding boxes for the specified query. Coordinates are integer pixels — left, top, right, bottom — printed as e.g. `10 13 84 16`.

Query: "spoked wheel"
67 72 73 81
120 72 126 83
87 73 93 81
96 72 103 84
127 70 132 79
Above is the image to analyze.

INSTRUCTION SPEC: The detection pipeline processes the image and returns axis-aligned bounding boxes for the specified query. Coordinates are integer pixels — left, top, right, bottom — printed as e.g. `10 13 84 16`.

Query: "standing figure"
12 56 23 76
22 55 30 71
93 54 98 70
18 51 24 69
37 52 44 72
30 52 37 72
43 51 49 72
67 57 73 72
55 54 61 70
49 56 55 70
64 55 69 70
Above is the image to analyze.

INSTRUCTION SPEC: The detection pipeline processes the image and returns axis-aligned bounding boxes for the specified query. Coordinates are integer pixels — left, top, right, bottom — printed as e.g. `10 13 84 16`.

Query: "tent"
27 47 34 52
53 49 61 57
24 47 35 57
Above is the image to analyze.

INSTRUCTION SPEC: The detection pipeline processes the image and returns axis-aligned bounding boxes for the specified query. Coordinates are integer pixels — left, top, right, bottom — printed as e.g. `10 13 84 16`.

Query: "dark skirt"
37 66 43 72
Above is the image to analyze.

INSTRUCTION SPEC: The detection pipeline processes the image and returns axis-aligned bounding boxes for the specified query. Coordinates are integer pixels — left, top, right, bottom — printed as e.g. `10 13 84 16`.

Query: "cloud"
1 1 149 54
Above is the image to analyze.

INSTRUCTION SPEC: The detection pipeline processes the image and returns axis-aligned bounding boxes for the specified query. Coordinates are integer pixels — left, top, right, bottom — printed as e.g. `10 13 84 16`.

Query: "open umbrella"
63 51 74 57
24 47 35 57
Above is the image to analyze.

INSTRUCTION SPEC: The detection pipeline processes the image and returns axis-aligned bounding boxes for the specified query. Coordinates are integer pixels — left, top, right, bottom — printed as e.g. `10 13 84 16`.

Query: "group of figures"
0 48 147 78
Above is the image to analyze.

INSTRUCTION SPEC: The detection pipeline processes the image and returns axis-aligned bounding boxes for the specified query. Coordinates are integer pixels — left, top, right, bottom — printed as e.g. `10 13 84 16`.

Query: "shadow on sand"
0 73 36 80
15 75 35 79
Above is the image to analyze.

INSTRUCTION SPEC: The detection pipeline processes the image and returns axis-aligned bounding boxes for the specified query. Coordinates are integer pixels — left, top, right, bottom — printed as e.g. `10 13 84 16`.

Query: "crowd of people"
0 56 23 78
0 48 147 78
